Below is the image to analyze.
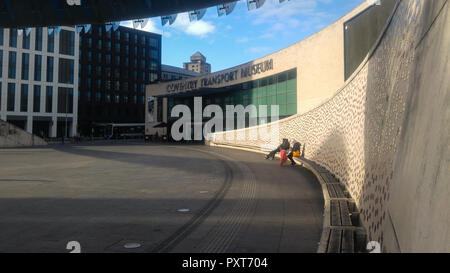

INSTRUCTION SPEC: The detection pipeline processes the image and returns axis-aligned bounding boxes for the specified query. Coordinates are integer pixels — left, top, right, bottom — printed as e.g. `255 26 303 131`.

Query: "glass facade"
59 30 75 56
47 56 54 82
46 86 53 113
22 53 29 80
34 55 42 81
58 87 73 113
78 25 161 136
9 29 17 48
35 28 43 51
20 84 28 112
33 85 41 112
48 31 55 53
8 51 16 79
167 69 297 129
22 33 30 49
7 83 15 111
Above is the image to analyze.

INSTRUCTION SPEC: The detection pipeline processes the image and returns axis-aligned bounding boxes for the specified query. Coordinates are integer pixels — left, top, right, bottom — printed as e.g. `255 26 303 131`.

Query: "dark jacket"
280 139 290 150
292 142 301 152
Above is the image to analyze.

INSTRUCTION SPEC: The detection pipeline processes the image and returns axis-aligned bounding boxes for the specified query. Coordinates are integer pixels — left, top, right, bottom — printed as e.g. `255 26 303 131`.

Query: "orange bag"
293 151 300 157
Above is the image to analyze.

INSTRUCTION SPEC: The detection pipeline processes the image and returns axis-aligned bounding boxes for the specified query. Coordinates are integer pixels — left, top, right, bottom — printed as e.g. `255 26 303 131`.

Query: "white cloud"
185 20 216 37
168 13 216 38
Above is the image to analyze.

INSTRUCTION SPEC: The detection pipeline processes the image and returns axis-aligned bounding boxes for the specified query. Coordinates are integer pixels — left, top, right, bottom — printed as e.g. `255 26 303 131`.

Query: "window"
33 85 41 112
21 53 29 80
46 86 53 113
8 52 16 79
20 84 28 112
22 32 30 49
97 39 102 50
9 29 17 47
7 83 15 111
35 28 43 51
150 37 158 48
59 30 75 55
47 56 54 82
58 88 73 113
58 58 74 84
151 49 159 59
34 55 42 81
0 28 3 46
47 31 55 53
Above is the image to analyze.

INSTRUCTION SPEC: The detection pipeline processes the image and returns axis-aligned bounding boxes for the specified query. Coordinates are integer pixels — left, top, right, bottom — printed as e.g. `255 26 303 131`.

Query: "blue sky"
121 0 363 72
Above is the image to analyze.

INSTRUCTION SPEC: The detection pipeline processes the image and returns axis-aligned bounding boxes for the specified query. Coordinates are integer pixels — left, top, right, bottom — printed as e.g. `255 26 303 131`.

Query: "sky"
121 0 363 72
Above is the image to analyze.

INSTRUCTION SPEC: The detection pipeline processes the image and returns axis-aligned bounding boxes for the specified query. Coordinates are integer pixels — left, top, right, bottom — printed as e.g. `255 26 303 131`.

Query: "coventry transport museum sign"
166 59 274 93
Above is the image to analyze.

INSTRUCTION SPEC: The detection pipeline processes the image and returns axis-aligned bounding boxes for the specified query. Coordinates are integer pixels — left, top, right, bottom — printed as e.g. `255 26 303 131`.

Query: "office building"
0 27 79 138
78 25 161 137
183 52 211 75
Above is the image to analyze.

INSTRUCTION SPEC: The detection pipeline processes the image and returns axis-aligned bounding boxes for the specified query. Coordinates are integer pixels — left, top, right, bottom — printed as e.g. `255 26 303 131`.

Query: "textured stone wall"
210 0 449 252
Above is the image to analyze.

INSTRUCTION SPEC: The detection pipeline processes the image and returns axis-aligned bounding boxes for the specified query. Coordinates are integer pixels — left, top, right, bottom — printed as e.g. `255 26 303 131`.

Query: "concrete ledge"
208 142 367 253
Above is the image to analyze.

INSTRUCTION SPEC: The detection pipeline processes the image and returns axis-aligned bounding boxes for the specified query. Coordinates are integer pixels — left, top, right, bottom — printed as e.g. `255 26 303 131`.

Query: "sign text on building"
166 59 274 94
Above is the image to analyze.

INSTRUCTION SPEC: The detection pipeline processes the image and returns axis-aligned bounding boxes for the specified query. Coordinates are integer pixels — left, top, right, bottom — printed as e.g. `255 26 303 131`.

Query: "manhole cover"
177 208 190 212
199 191 209 194
123 242 141 249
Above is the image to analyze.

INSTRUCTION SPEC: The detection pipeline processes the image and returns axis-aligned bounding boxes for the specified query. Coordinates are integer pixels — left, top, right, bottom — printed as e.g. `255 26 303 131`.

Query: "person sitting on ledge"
265 138 290 160
287 139 301 166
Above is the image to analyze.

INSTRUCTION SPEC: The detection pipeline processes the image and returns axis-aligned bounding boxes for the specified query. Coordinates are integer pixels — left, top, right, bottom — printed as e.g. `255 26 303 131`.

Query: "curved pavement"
0 143 323 253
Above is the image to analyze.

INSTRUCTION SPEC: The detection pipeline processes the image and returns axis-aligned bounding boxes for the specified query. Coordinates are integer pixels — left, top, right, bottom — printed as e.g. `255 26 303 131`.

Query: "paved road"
0 143 323 253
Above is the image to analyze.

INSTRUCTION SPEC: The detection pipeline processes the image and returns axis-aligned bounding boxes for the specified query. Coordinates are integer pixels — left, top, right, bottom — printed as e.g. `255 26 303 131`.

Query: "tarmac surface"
0 143 323 253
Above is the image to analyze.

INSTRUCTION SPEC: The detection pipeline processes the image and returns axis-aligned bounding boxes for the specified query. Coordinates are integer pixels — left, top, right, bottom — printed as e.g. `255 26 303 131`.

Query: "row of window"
83 92 145 104
0 28 73 56
83 78 147 93
81 39 159 59
0 50 73 84
0 82 73 114
82 51 159 69
83 27 159 48
81 68 158 83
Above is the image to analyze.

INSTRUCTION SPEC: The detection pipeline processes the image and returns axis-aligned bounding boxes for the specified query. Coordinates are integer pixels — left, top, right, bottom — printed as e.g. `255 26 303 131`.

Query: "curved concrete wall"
0 119 47 148
210 0 449 252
